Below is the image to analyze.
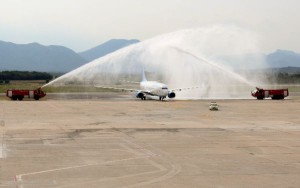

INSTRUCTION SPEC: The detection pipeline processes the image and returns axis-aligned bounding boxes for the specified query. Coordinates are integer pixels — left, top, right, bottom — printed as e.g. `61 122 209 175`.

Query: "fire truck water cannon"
6 88 46 101
251 87 289 100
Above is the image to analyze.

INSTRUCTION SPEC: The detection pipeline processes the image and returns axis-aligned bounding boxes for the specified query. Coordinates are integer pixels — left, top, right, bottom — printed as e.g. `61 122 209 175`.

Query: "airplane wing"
170 86 200 92
140 90 156 96
94 85 137 92
94 85 153 95
118 80 140 84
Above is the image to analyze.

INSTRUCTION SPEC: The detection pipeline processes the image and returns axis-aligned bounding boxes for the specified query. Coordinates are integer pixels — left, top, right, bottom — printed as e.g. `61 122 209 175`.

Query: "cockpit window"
162 87 168 90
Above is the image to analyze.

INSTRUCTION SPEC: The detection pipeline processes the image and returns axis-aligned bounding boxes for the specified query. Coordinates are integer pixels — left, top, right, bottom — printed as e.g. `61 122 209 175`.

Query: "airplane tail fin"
142 67 147 82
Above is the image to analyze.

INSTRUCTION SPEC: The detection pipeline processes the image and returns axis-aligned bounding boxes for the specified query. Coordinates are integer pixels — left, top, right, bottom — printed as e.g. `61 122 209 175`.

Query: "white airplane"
95 69 198 101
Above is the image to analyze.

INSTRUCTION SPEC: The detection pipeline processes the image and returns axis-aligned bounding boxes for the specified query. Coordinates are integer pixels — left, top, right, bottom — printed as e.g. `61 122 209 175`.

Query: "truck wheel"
272 95 284 100
12 96 17 100
34 96 40 100
257 96 264 100
18 96 24 101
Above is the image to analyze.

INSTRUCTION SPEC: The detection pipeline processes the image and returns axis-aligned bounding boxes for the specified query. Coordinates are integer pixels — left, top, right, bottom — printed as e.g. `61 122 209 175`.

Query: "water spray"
42 25 267 99
169 46 255 87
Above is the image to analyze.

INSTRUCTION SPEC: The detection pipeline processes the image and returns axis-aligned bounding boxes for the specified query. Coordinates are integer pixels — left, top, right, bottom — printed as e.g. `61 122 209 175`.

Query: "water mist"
43 25 268 99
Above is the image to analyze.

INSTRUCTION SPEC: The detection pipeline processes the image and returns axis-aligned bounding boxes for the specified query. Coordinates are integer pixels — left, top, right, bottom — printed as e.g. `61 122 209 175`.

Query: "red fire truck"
6 88 46 100
251 87 289 100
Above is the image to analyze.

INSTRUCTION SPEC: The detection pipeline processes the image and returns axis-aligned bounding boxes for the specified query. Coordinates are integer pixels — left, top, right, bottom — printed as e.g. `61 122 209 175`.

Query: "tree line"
0 71 300 84
267 73 300 84
0 71 52 80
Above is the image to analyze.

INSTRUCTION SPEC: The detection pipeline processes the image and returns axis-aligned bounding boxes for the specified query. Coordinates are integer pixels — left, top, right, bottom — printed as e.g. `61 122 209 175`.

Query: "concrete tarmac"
1 96 300 187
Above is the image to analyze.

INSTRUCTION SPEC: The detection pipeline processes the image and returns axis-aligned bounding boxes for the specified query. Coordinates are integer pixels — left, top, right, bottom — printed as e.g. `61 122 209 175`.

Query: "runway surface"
1 96 300 187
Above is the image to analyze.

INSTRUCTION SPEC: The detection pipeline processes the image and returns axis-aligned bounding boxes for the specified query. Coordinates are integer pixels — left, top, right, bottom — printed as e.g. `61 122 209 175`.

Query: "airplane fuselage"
140 81 169 97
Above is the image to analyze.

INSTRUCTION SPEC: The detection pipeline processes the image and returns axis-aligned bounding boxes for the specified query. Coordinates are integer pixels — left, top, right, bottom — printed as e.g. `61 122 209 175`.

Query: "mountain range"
0 41 86 72
0 39 140 72
266 49 300 68
0 39 299 73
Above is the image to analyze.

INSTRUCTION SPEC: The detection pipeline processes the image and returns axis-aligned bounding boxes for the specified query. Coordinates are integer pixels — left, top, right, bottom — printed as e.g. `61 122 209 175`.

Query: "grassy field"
0 80 123 93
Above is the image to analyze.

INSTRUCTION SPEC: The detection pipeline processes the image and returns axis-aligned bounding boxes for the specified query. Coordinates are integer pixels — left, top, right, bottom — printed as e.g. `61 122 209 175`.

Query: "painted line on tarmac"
0 120 6 159
55 169 164 188
15 155 150 184
122 139 159 157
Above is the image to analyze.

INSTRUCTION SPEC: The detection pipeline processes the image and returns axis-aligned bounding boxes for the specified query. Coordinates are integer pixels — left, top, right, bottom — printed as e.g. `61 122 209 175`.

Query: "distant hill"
267 49 300 68
0 41 87 72
0 39 140 73
79 39 140 62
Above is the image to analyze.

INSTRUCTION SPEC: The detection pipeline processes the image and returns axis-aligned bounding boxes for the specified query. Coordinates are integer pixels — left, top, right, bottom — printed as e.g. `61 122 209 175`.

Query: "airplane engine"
136 91 145 100
168 92 176 98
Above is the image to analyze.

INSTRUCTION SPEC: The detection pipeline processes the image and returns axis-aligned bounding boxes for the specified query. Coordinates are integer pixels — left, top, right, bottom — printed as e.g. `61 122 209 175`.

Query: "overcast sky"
1 0 299 53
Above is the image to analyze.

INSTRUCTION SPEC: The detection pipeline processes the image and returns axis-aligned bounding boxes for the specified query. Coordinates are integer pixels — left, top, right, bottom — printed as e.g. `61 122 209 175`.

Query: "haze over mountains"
0 39 140 72
0 39 299 73
79 39 139 62
266 50 300 68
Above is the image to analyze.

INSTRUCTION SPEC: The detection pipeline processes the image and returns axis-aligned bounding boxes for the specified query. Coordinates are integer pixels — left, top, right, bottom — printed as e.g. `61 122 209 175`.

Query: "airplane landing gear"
159 97 166 101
